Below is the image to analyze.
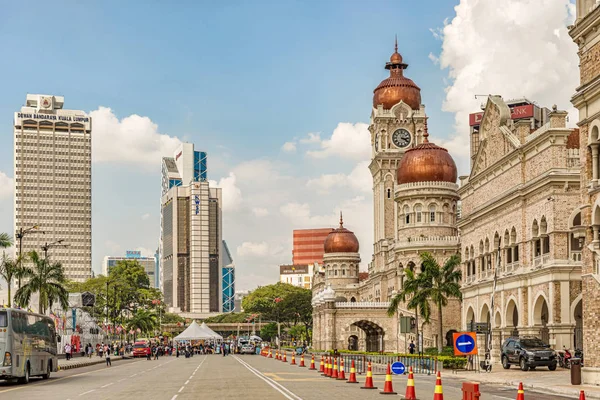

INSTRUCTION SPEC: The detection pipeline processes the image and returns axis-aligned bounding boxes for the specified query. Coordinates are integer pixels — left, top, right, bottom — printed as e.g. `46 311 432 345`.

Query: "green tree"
126 309 158 337
281 290 313 342
14 250 69 314
260 322 278 342
0 233 12 249
242 283 311 326
0 254 18 307
204 312 251 323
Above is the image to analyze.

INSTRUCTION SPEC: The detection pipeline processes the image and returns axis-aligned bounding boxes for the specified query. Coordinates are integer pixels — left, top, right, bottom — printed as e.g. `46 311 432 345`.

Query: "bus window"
0 311 7 327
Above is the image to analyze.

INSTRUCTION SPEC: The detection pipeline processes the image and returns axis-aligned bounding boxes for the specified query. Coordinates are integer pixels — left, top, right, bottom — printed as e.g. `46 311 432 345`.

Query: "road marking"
233 356 303 400
171 396 178 400
189 375 193 379
178 386 184 393
130 373 138 377
101 383 114 388
79 389 96 396
185 380 189 385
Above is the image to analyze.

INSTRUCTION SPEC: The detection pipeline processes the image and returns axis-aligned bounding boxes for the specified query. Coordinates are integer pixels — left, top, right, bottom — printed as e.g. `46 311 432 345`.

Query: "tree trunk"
438 302 443 353
7 283 10 308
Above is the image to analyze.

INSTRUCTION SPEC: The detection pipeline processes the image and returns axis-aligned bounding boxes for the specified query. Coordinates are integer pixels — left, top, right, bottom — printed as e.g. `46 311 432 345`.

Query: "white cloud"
237 241 269 258
306 161 372 194
134 247 156 257
431 0 578 175
104 240 121 254
299 133 322 144
252 207 269 217
306 123 370 161
90 107 182 169
0 172 13 200
210 172 243 212
282 142 297 152
141 213 150 220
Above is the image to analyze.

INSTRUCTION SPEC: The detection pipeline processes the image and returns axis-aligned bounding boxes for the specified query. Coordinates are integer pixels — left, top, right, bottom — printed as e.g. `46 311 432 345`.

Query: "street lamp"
15 225 43 288
41 239 69 261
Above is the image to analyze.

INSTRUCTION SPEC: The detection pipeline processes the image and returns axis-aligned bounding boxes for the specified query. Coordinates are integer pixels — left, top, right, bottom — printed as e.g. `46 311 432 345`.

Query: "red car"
133 342 151 357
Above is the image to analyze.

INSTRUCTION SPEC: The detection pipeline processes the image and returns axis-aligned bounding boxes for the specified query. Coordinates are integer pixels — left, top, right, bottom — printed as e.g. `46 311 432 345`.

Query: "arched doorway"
506 299 519 337
480 304 491 349
352 320 385 352
533 295 549 342
348 335 358 351
574 299 583 349
466 306 475 331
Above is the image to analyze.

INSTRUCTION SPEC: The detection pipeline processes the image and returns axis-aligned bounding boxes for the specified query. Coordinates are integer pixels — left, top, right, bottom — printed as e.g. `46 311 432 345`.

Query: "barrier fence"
314 352 438 375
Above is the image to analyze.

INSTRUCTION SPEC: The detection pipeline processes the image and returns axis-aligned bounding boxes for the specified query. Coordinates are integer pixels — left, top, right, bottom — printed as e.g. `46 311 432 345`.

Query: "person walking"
104 344 111 367
409 340 415 355
64 343 71 361
87 343 93 358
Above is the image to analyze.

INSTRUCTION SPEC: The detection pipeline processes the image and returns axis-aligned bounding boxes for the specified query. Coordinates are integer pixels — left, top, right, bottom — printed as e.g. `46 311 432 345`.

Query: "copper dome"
397 124 457 185
324 213 359 254
373 40 421 110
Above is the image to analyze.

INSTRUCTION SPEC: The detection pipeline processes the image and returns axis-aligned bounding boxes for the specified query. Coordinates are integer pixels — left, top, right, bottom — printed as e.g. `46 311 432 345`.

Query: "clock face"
392 129 411 148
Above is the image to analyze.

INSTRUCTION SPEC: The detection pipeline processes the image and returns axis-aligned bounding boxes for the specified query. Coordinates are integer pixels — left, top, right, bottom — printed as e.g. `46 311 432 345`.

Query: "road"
0 354 574 399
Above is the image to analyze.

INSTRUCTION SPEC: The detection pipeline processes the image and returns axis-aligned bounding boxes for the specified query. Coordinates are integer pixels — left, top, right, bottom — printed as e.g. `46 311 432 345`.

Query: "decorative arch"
346 319 386 352
505 297 519 329
532 292 550 326
568 207 584 229
480 303 491 324
465 305 475 330
531 219 539 238
587 118 600 144
593 202 600 226
494 310 502 328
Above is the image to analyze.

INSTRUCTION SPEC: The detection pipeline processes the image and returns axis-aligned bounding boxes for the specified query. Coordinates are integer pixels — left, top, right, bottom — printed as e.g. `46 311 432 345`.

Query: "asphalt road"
0 354 574 399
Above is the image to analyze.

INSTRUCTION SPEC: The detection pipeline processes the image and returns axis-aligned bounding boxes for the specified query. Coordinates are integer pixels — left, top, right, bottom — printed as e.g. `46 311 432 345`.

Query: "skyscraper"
14 94 92 281
160 143 223 316
221 240 235 313
292 228 332 265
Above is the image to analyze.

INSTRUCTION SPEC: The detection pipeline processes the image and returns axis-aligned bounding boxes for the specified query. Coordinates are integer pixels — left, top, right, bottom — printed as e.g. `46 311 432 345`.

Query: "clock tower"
369 41 427 271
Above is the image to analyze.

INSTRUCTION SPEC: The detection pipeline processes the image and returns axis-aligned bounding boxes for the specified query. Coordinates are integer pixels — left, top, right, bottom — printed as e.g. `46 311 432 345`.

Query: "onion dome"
373 37 422 110
323 284 336 302
397 121 458 185
324 213 360 254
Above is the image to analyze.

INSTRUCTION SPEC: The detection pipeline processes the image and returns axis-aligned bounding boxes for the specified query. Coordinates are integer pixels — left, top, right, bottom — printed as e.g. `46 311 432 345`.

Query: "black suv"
501 336 557 371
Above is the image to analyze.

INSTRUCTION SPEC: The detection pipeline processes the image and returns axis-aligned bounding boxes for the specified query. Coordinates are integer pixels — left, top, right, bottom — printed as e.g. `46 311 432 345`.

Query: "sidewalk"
446 368 600 399
58 356 125 370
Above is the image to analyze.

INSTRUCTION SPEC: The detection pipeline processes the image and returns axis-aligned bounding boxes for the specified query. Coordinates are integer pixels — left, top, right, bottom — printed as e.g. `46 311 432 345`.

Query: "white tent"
174 321 221 341
199 322 223 340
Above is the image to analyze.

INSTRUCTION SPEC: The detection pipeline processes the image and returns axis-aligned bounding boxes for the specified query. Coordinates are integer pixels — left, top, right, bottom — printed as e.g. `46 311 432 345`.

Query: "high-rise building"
292 228 332 265
102 251 157 287
154 247 160 289
160 143 223 316
221 240 235 313
14 94 92 282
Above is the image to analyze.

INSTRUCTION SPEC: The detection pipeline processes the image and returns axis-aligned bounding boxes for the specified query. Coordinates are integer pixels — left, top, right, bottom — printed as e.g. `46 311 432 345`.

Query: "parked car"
240 345 255 355
133 342 151 358
501 336 557 371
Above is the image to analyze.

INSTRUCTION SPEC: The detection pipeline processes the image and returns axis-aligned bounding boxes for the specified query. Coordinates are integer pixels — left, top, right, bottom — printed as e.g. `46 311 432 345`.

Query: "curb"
58 356 125 371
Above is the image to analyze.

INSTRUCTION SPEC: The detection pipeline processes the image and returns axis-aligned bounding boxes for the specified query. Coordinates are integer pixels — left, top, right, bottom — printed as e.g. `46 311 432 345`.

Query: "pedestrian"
64 343 71 361
409 340 415 355
104 344 111 367
87 343 93 358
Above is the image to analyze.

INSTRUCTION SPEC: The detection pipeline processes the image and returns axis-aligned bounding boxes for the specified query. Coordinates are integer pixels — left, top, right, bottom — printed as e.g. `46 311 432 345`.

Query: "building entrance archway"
351 320 385 352
533 295 549 343
348 335 358 351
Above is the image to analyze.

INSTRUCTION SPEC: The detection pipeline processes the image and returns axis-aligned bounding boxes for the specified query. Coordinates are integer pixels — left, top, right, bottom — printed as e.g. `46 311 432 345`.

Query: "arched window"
404 205 410 224
540 216 550 255
387 188 391 199
415 205 422 223
429 204 436 223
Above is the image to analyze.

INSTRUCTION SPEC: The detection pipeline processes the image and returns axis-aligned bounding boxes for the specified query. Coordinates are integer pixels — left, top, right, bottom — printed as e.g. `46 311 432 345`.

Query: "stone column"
591 145 599 181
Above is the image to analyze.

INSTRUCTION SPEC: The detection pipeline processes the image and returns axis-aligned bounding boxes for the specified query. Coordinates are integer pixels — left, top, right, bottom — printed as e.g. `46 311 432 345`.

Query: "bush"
424 346 455 356
438 355 467 369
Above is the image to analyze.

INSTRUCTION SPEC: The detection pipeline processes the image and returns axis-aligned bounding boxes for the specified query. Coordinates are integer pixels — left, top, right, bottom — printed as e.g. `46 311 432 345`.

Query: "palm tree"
0 233 12 249
418 252 462 353
388 264 431 354
0 254 18 307
126 309 157 339
13 250 69 314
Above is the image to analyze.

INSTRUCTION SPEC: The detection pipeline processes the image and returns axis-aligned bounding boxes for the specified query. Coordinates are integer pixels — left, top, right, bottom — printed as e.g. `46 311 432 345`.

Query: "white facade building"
280 264 314 289
160 143 223 316
102 252 158 287
14 94 92 281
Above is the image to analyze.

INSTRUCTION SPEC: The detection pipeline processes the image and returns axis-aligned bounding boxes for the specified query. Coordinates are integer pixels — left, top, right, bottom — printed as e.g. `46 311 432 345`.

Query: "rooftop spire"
339 211 344 228
395 35 398 53
423 119 429 143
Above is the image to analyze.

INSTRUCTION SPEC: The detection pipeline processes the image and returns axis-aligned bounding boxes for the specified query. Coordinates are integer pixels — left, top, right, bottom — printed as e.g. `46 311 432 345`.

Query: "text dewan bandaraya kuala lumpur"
16 112 90 123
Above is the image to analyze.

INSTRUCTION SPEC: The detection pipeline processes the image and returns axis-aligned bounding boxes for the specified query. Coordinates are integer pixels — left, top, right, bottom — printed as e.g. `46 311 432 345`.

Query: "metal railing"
313 352 438 375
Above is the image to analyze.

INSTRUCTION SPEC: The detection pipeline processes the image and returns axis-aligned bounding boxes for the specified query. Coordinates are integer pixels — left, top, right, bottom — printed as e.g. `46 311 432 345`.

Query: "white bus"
0 308 58 383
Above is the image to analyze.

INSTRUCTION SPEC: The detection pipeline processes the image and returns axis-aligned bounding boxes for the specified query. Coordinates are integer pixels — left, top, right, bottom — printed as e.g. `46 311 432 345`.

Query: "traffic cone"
326 357 332 377
299 354 306 367
404 366 417 400
319 356 325 373
309 354 316 370
283 352 287 363
580 391 586 400
322 356 329 376
268 350 272 358
433 371 443 400
331 358 339 379
516 382 524 400
380 363 397 395
347 359 358 384
361 361 377 389
337 358 346 380
291 353 296 365
276 350 279 360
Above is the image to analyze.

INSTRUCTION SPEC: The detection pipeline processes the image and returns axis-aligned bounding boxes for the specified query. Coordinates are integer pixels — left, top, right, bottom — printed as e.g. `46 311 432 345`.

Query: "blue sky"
0 0 578 290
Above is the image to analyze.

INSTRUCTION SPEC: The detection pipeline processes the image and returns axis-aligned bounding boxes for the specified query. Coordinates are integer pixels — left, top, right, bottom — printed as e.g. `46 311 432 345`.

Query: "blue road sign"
455 333 476 354
391 361 406 375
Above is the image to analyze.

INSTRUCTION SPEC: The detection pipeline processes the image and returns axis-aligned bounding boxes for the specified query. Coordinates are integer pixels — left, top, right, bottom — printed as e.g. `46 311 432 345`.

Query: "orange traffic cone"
290 353 295 365
516 382 524 400
319 356 325 373
404 366 417 400
361 361 377 390
327 357 332 377
268 350 272 358
380 363 397 395
331 358 339 379
337 358 346 380
322 356 329 376
580 390 586 400
299 354 305 367
283 352 287 362
309 354 316 370
433 371 444 400
276 350 280 360
347 359 358 384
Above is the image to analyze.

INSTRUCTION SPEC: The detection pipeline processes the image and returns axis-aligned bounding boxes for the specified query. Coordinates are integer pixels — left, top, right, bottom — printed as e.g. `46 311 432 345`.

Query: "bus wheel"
18 364 30 384
42 362 51 379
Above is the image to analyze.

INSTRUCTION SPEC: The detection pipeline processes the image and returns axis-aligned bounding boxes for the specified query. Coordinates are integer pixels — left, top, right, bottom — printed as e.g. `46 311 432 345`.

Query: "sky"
0 0 578 291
